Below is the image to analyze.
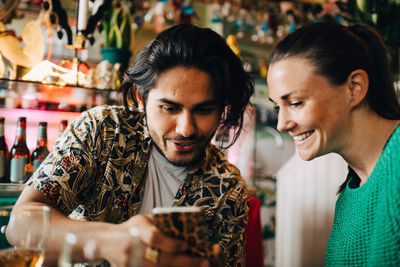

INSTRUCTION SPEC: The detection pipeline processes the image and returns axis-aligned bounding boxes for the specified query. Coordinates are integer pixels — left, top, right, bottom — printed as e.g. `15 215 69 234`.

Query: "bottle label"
33 159 43 172
0 154 5 178
10 158 27 183
17 127 26 137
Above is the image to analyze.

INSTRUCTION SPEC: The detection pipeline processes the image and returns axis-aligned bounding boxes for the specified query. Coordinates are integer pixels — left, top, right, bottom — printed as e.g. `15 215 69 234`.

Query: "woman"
267 22 400 265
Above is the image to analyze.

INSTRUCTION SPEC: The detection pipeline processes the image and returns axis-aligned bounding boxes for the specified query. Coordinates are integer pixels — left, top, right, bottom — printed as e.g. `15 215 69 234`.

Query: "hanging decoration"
179 1 196 24
39 0 73 45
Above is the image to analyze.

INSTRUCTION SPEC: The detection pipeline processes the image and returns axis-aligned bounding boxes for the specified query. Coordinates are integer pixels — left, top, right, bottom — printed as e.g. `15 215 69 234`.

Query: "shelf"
1 108 81 152
0 79 115 151
0 78 113 91
0 183 25 198
0 78 117 112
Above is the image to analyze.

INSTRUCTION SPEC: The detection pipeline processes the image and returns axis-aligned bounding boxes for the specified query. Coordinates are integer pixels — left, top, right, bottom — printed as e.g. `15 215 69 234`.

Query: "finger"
210 244 224 267
135 215 189 254
158 250 208 267
142 244 208 267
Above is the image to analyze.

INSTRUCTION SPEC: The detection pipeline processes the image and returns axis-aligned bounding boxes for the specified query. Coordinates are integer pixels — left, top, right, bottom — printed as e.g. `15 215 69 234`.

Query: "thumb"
210 244 224 267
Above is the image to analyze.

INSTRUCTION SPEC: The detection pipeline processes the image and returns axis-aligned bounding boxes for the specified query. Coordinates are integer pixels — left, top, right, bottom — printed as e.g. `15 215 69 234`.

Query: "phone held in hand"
151 206 213 258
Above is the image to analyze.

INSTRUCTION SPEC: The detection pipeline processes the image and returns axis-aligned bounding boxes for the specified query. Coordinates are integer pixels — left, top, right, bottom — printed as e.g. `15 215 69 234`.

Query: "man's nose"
175 112 197 137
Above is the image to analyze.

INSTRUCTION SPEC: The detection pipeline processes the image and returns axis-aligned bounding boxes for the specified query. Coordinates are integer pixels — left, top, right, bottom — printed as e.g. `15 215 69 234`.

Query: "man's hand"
210 244 225 267
104 214 210 267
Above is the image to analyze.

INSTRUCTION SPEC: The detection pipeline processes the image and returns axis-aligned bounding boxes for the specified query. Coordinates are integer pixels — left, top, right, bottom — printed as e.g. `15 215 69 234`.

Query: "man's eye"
273 105 280 113
161 106 178 113
195 107 215 114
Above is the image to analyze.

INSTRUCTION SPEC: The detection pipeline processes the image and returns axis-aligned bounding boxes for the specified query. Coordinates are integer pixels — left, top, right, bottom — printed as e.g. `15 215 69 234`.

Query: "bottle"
10 117 31 183
32 122 49 172
59 120 68 136
0 117 10 183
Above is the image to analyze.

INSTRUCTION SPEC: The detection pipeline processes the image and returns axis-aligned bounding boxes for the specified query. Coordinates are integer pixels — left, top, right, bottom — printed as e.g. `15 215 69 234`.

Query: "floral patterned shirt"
27 105 249 266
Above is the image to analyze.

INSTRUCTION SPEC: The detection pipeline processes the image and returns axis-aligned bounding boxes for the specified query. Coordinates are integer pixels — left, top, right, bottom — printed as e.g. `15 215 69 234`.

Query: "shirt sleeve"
26 111 100 215
215 177 249 267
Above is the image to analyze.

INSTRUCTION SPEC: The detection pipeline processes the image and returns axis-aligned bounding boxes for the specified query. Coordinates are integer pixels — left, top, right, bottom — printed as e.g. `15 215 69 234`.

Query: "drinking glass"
58 228 142 267
0 204 51 267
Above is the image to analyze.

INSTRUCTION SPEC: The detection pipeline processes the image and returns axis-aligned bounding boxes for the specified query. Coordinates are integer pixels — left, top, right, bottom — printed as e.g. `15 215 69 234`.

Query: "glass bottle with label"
0 117 10 183
10 117 31 183
32 122 49 172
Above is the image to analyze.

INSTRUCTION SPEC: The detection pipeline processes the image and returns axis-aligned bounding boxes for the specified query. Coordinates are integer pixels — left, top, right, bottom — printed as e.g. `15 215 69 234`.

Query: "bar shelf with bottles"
0 78 117 152
0 78 116 198
0 78 116 112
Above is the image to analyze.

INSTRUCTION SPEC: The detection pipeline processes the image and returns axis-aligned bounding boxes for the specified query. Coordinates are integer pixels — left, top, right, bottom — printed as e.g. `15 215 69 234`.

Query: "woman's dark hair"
119 24 254 148
269 22 400 193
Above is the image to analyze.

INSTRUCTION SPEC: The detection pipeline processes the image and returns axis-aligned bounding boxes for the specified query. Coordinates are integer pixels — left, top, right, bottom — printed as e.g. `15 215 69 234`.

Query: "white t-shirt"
139 147 188 214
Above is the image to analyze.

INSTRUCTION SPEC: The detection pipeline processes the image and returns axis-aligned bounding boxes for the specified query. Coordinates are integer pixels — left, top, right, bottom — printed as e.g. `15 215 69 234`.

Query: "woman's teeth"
293 131 313 141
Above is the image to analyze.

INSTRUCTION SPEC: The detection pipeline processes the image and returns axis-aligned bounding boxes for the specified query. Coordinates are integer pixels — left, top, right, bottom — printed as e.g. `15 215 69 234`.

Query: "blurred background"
0 0 399 266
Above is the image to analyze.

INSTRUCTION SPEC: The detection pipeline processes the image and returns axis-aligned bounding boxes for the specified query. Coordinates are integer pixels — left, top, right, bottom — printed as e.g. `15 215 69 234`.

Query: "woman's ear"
347 69 369 108
134 85 144 112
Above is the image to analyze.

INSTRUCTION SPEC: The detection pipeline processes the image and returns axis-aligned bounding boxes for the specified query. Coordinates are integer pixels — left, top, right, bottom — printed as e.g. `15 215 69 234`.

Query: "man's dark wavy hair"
119 24 254 148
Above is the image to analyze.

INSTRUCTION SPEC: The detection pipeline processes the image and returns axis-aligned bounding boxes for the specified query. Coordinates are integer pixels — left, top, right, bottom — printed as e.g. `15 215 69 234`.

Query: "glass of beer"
0 204 51 267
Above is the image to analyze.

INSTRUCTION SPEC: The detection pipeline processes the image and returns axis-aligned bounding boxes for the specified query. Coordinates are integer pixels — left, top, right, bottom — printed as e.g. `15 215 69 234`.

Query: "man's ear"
134 85 144 112
347 69 369 108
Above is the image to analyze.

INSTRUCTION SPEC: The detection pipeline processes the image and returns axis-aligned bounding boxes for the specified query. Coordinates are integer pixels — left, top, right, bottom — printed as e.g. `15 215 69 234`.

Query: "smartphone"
151 206 212 258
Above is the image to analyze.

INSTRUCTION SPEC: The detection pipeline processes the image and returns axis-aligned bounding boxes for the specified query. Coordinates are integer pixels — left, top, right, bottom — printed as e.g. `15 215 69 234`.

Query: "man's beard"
149 134 210 167
152 141 200 167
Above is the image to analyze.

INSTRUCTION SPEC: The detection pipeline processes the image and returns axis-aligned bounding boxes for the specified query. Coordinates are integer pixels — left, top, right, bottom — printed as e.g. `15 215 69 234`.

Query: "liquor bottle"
10 117 31 183
59 120 68 136
0 117 10 183
32 122 49 172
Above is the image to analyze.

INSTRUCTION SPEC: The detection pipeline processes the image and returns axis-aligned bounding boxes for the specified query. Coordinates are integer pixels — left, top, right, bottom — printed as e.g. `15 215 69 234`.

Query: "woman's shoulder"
384 123 400 161
380 123 400 193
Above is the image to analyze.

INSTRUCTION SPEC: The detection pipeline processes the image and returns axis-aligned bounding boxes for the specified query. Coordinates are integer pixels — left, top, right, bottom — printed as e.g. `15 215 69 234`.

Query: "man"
9 24 254 266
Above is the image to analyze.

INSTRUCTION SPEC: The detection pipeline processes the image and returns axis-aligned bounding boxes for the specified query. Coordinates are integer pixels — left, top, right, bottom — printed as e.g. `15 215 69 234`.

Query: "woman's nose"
276 110 295 132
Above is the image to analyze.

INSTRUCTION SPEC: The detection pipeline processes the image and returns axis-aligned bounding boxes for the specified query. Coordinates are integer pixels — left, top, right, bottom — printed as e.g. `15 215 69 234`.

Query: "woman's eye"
273 105 280 113
290 101 302 108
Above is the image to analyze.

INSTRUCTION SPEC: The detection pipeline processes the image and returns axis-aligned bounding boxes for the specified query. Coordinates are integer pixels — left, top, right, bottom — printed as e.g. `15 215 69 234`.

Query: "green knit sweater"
325 125 400 266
